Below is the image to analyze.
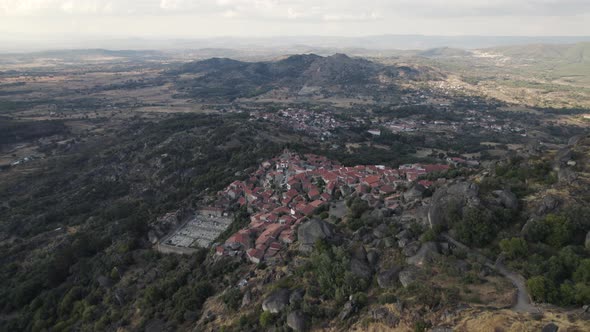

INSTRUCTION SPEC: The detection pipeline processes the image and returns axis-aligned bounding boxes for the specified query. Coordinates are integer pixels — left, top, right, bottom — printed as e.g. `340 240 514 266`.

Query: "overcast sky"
1 0 589 39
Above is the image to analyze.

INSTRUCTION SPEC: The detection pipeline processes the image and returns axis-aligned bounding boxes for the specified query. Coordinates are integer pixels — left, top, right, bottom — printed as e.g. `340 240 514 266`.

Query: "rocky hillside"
1 110 588 332
172 54 442 100
192 135 590 332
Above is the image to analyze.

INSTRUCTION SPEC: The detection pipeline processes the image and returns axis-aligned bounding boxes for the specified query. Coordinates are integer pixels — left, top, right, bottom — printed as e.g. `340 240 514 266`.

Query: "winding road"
441 234 540 313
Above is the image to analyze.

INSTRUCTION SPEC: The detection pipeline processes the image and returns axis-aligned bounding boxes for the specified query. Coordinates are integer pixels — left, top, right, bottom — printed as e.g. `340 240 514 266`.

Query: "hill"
171 53 442 101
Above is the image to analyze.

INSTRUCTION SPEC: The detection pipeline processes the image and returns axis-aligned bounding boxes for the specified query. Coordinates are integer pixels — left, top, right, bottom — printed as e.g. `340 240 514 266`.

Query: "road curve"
441 234 540 313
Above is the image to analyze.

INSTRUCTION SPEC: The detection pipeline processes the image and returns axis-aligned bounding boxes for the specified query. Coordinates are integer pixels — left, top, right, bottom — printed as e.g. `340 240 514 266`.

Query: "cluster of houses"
213 150 452 264
377 116 526 137
249 108 350 140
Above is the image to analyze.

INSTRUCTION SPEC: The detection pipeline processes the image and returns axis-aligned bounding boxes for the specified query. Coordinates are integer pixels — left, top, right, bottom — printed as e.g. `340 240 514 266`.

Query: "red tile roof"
422 164 450 173
246 248 264 263
310 200 325 208
380 185 395 194
363 175 381 185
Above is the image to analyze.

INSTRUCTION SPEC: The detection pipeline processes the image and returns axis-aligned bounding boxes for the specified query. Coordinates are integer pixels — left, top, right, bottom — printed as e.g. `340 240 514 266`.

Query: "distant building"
368 129 381 136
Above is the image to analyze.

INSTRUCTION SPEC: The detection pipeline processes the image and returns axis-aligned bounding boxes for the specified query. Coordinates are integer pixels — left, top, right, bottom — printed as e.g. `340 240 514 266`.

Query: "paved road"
441 234 540 313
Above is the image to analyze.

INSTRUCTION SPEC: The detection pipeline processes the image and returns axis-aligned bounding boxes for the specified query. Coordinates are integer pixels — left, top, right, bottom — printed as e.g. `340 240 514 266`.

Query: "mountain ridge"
173 53 442 100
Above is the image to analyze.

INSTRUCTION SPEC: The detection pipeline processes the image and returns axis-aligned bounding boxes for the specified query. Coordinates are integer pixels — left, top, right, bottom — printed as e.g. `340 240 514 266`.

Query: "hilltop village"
210 151 453 264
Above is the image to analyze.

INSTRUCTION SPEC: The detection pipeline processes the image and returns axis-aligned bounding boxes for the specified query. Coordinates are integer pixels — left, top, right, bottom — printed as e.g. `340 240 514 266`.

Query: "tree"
499 237 528 259
309 242 368 302
349 198 369 219
573 259 590 284
526 276 556 303
558 282 576 306
574 282 590 305
544 215 573 248
221 287 242 311
454 207 497 246
143 285 163 304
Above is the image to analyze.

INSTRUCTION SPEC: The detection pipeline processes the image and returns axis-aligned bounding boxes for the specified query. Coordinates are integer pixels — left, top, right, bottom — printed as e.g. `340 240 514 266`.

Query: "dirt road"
442 234 540 313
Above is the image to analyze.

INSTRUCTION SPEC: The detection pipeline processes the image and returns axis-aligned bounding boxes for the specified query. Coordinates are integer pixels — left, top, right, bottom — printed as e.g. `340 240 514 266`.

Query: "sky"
0 0 589 39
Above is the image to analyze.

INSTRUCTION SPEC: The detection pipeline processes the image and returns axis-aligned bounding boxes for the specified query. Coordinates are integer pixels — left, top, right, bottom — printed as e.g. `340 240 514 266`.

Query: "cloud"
0 0 588 19
0 0 117 15
322 11 381 22
387 0 590 18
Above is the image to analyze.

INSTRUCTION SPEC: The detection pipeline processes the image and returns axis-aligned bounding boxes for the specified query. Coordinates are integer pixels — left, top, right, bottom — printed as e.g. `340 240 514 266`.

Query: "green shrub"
414 320 432 332
499 237 528 259
309 242 368 301
526 276 557 303
352 292 368 308
528 214 573 248
378 293 397 304
454 207 497 246
259 311 276 328
573 259 590 284
574 282 590 304
420 229 437 243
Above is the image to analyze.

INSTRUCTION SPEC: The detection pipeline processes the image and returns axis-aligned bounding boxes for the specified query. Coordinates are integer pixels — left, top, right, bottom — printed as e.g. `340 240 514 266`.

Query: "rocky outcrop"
403 241 421 257
97 275 114 288
339 300 357 320
370 307 399 327
554 147 573 168
492 190 519 210
298 219 335 252
287 311 307 331
427 181 480 228
403 183 426 202
367 250 380 266
399 268 418 288
537 195 561 215
351 243 368 261
568 135 584 146
350 257 373 280
377 265 402 288
369 208 392 221
149 208 193 244
350 244 373 280
407 242 440 267
289 288 305 305
373 223 390 239
241 290 252 308
520 218 535 236
383 237 396 248
585 231 590 250
558 167 577 185
262 288 291 313
542 322 559 332
401 206 430 225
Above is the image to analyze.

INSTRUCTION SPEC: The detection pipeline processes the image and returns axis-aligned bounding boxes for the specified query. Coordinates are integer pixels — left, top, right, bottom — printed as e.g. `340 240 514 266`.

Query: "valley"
0 46 589 332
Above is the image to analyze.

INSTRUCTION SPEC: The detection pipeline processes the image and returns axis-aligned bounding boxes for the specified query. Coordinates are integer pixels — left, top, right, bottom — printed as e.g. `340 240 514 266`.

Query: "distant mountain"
172 53 441 100
3 35 590 53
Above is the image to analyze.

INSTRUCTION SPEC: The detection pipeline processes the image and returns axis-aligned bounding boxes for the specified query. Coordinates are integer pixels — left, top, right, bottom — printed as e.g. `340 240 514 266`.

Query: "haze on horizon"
1 0 590 41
